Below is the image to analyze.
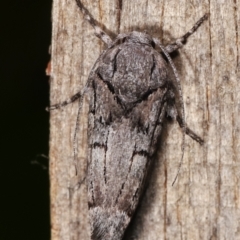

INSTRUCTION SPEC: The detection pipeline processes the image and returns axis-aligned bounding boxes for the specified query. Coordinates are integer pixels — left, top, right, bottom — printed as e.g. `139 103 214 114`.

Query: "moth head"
125 31 154 46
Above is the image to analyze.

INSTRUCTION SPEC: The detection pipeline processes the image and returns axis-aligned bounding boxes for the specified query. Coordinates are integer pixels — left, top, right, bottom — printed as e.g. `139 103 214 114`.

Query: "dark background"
1 1 51 239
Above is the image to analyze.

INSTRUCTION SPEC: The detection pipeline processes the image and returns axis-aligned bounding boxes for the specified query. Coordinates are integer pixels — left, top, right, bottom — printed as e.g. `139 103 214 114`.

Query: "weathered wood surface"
49 0 240 239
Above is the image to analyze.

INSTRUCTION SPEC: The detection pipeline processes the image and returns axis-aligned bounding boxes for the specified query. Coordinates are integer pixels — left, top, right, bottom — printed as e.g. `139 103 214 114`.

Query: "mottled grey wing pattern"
87 42 169 239
49 2 206 237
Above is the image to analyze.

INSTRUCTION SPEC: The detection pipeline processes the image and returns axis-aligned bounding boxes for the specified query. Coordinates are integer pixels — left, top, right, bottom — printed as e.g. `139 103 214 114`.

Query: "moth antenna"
153 39 186 186
165 14 208 53
75 0 112 46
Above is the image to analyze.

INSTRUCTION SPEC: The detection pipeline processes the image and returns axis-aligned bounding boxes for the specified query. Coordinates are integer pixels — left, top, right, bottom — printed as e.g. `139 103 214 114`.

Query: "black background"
1 1 51 239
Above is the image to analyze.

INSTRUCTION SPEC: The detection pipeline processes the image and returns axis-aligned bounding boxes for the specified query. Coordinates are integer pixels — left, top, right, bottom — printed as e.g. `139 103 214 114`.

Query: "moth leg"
166 101 203 145
176 115 204 145
47 92 81 111
165 14 208 53
75 0 112 46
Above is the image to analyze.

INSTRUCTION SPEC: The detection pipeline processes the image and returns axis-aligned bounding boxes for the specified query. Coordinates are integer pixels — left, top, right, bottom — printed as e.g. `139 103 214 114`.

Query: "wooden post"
50 0 240 239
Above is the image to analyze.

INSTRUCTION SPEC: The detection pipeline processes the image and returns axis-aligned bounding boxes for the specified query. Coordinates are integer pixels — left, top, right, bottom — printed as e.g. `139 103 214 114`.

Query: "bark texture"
50 0 240 239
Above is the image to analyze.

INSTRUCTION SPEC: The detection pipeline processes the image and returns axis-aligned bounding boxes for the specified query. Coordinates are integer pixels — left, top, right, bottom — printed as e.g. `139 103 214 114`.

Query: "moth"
49 1 207 239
